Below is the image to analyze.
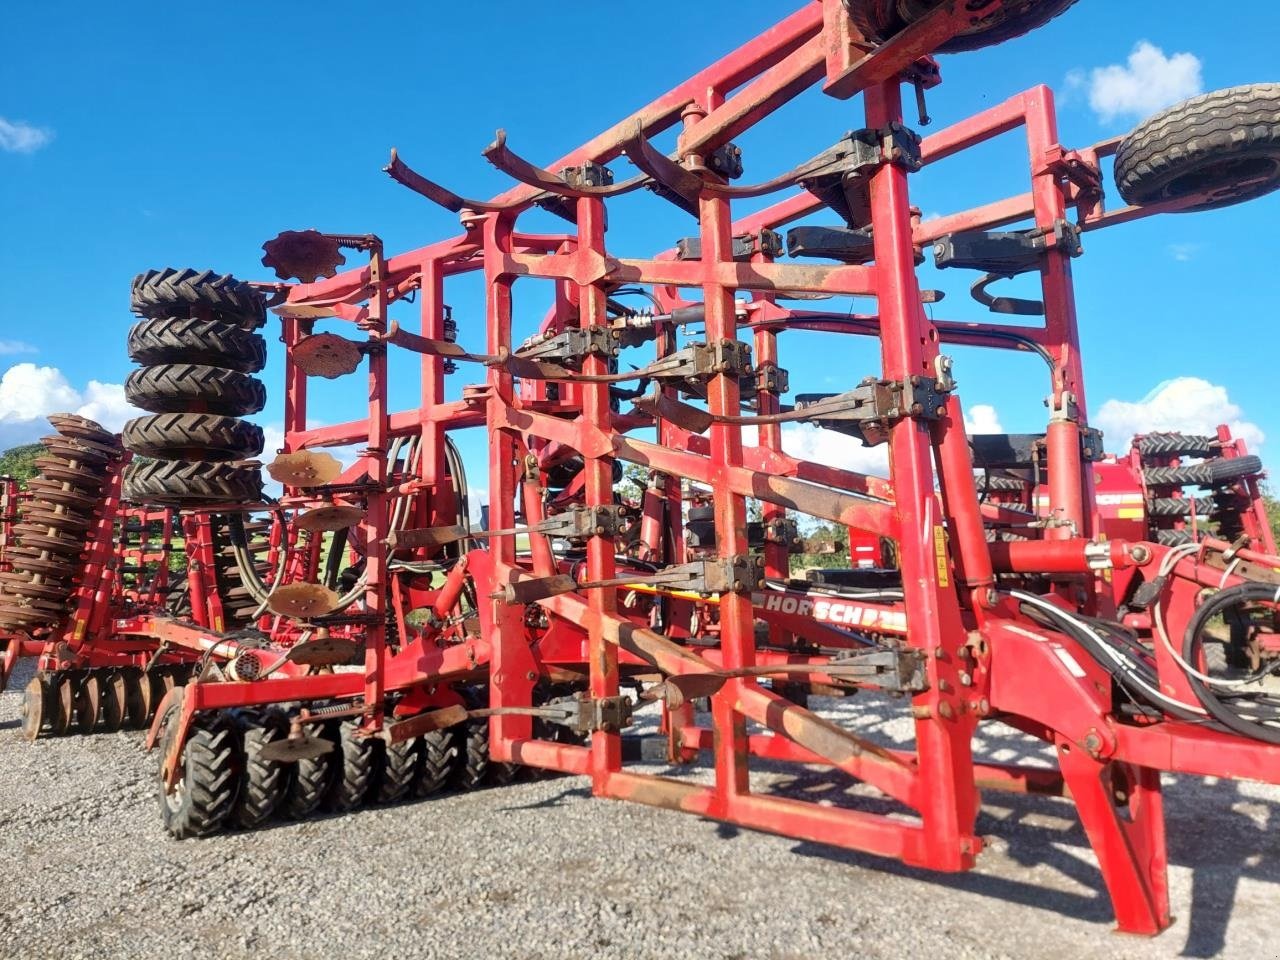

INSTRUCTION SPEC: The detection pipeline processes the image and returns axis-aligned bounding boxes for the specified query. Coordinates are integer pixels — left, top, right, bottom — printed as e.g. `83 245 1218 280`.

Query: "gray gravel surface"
2 655 1278 960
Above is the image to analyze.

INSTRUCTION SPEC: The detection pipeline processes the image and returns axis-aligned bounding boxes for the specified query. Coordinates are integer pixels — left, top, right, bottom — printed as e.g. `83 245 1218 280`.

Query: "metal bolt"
959 672 972 687
937 702 955 719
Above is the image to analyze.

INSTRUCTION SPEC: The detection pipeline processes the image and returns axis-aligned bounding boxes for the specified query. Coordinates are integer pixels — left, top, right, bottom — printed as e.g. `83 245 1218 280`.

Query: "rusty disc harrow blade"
284 634 361 666
258 734 335 763
0 573 69 602
33 457 106 488
20 507 93 533
295 505 365 533
261 229 347 283
40 435 111 465
4 551 76 579
266 451 343 488
293 333 363 379
20 676 51 741
13 531 84 556
24 483 100 511
265 582 341 619
47 413 117 447
0 602 50 627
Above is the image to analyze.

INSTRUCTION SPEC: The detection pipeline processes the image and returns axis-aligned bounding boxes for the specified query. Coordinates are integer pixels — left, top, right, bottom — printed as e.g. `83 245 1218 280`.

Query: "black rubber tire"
125 365 266 417
128 317 267 373
124 459 264 506
1147 496 1216 518
1144 455 1263 489
159 710 241 839
414 728 459 798
323 719 377 813
1135 433 1217 459
975 474 1027 493
1155 528 1196 547
845 0 1077 53
123 414 263 461
280 729 335 821
131 268 266 330
453 715 491 791
374 738 420 804
1115 84 1280 212
229 710 288 830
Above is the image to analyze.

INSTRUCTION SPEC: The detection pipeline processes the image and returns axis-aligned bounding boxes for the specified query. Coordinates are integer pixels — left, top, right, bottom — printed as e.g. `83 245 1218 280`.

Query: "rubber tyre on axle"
128 317 267 373
123 414 263 461
323 719 377 813
374 737 420 804
159 710 242 839
124 459 264 507
125 365 266 417
844 0 1077 53
229 710 289 829
280 733 335 821
1115 84 1280 212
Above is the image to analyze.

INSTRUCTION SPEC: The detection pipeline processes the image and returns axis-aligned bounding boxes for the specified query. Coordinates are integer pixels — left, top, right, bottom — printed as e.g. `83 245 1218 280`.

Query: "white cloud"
964 404 1003 435
780 423 889 477
0 117 53 154
0 363 138 450
1071 42 1203 123
1168 243 1201 263
1095 378 1264 453
0 340 37 355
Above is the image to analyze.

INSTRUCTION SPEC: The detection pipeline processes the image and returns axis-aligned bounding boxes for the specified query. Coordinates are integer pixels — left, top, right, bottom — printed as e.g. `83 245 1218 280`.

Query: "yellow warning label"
933 526 950 588
1117 508 1144 520
71 619 86 642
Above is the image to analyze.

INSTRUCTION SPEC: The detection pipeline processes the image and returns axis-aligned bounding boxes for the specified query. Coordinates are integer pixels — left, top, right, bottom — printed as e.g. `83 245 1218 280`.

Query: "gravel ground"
2 655 1278 960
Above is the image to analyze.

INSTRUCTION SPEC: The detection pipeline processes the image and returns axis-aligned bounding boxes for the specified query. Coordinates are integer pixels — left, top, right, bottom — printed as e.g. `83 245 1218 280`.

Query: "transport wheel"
374 737 420 804
1156 529 1195 547
1116 84 1280 211
19 675 52 741
454 713 491 791
414 728 459 798
230 710 289 830
844 0 1077 52
1143 455 1263 489
125 365 266 417
123 459 264 507
131 268 266 330
122 414 264 461
159 709 242 839
52 673 76 735
280 728 335 820
128 317 267 373
120 667 150 727
98 669 127 733
323 719 377 813
1135 433 1217 459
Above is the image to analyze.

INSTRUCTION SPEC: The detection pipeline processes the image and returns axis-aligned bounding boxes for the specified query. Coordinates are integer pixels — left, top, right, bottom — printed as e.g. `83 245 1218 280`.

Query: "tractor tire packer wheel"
414 728 460 798
230 710 289 830
122 413 264 461
1116 84 1280 212
123 460 264 507
280 727 336 821
125 364 266 417
159 709 242 839
131 268 266 330
374 737 421 805
844 0 1078 53
1143 455 1262 489
128 317 267 373
323 719 378 813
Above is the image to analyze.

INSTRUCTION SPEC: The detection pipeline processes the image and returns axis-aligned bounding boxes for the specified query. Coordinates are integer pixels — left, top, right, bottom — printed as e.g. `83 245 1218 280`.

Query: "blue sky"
2 1 1277 486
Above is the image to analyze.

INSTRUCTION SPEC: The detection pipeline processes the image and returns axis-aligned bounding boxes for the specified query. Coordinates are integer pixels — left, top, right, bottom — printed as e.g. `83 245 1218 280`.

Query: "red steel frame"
144 1 1280 937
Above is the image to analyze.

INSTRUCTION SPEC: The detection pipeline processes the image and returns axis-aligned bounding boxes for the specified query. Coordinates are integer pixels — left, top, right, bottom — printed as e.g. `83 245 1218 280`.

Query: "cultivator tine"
387 524 469 550
266 451 343 488
383 147 516 214
498 575 579 605
265 582 341 618
482 129 649 199
632 392 714 434
620 121 704 211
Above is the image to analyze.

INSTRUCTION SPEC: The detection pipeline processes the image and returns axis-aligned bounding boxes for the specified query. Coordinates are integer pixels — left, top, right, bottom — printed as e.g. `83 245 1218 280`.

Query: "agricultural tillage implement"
7 0 1280 937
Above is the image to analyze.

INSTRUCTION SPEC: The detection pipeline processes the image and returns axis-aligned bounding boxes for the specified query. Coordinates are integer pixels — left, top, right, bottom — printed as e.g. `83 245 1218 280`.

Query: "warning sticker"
934 526 950 588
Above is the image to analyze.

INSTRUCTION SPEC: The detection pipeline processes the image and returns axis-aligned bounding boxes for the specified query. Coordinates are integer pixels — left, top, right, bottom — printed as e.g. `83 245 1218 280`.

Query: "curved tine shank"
383 148 520 214
482 130 651 199
619 121 705 206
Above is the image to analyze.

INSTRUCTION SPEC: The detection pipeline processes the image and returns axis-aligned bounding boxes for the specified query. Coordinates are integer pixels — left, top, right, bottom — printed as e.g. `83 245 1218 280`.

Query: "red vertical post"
361 246 389 727
577 192 622 788
419 258 448 531
865 80 979 870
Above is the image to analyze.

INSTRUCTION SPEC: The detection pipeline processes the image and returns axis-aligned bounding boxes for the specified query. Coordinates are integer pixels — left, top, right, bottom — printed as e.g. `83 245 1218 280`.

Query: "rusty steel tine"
482 129 650 199
620 121 705 208
383 148 520 214
383 704 471 743
632 393 714 434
